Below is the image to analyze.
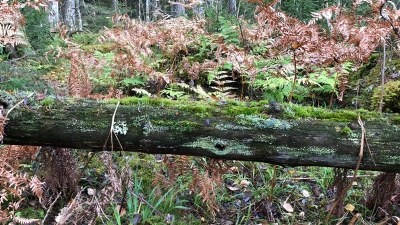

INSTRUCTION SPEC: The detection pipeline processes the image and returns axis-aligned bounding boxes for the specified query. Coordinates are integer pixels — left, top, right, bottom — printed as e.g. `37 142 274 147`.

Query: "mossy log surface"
3 97 400 172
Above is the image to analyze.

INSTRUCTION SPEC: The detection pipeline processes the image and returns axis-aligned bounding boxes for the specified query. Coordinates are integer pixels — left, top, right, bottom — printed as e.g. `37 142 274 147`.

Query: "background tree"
61 0 83 34
227 0 236 15
171 0 186 17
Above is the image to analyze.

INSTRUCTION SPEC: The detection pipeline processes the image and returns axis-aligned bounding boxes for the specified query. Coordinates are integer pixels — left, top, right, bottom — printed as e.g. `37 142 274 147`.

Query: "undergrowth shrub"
71 33 101 45
0 145 43 224
371 81 400 113
0 62 49 92
21 8 54 52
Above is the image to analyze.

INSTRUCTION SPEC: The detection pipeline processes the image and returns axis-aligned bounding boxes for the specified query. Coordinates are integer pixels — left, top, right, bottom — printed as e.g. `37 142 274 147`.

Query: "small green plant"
121 76 147 89
252 56 293 102
0 48 8 61
121 74 147 95
40 97 55 107
190 35 214 62
111 201 122 225
161 84 188 100
122 169 188 224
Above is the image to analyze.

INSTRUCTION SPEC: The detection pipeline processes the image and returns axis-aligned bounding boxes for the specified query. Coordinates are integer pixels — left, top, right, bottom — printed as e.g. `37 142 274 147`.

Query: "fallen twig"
42 192 61 225
103 101 124 151
5 92 35 118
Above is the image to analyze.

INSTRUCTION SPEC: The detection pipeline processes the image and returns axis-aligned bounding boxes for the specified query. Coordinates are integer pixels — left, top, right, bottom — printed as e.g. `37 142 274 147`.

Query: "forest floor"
2 1 400 223
0 63 398 225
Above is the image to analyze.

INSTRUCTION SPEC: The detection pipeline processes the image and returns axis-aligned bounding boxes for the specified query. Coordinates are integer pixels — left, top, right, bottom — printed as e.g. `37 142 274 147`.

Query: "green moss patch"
277 146 336 157
182 136 251 156
339 126 353 135
107 97 383 123
151 120 201 132
392 116 400 125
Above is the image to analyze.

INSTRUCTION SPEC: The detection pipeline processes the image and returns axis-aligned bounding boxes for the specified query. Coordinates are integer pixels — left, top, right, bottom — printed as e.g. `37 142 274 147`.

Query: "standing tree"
48 1 59 32
227 0 236 15
61 0 83 34
171 0 186 17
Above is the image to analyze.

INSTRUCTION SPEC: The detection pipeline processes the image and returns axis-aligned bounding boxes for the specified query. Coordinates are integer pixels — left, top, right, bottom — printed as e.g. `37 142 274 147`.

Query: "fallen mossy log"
2 96 400 172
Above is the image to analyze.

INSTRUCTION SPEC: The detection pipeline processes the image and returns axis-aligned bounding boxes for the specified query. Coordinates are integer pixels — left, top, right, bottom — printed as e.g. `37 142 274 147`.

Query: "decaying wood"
2 98 400 172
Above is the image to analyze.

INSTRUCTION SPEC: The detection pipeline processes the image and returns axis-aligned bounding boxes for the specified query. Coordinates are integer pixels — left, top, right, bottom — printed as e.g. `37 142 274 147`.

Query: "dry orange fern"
0 145 40 167
153 156 228 215
0 1 27 47
68 50 93 98
0 114 7 144
13 216 41 225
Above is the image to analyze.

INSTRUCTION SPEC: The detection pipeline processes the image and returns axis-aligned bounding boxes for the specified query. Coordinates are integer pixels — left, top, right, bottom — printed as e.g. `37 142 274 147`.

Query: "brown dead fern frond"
251 1 394 67
68 50 93 98
0 2 27 47
54 191 84 225
13 216 41 225
154 156 228 215
0 114 8 144
0 145 40 167
100 151 122 195
0 209 8 224
100 16 207 90
0 158 31 222
330 168 349 217
365 172 399 219
30 175 45 204
190 167 219 215
153 155 192 188
39 147 79 208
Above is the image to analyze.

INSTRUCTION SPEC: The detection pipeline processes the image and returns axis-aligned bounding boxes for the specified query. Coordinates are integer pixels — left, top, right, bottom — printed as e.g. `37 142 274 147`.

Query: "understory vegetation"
1 0 400 224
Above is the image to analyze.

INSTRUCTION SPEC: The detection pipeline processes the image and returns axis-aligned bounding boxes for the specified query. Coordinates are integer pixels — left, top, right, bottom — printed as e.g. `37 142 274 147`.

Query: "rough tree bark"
2 98 400 172
48 1 59 32
62 0 76 32
171 0 186 17
227 0 236 15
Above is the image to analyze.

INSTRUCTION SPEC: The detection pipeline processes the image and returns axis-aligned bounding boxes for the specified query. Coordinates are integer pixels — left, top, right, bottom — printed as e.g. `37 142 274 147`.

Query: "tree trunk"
227 0 236 16
146 0 150 22
62 0 76 33
48 1 59 32
153 0 160 20
113 0 118 12
3 98 400 172
193 0 204 18
172 0 186 17
75 0 83 31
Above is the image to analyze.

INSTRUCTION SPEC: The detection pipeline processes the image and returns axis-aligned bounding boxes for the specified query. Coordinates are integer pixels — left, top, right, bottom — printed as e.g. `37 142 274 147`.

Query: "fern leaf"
132 88 151 96
29 175 44 203
13 216 41 225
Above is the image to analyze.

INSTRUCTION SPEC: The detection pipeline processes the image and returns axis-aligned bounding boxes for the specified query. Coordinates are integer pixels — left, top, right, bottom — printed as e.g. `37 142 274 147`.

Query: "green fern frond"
341 62 353 73
315 75 335 87
312 84 335 93
161 85 186 99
